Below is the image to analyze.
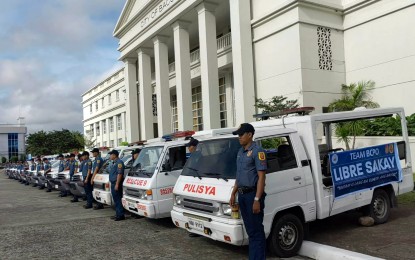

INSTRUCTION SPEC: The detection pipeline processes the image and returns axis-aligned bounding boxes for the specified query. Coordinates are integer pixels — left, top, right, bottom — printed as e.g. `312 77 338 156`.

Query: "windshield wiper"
185 166 202 180
204 172 228 182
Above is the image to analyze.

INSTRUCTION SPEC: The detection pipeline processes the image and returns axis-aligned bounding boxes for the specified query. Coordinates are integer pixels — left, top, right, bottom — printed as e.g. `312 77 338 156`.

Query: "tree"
328 81 379 149
10 156 18 162
1 157 6 163
255 96 299 117
27 129 86 156
120 141 129 146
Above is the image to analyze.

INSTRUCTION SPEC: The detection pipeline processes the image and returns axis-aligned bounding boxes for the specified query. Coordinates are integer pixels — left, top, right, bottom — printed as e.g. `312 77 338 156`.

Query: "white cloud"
0 0 125 133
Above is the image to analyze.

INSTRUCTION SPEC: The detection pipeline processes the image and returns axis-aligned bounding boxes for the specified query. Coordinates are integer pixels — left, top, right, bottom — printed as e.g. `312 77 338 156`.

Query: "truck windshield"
181 138 240 179
128 146 163 178
99 160 112 175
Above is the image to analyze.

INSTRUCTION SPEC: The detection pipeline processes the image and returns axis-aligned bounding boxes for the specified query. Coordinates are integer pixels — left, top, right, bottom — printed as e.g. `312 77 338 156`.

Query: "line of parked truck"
4 107 414 257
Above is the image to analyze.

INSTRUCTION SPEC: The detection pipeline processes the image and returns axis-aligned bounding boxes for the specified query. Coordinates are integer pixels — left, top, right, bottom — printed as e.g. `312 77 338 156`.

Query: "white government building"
82 0 415 145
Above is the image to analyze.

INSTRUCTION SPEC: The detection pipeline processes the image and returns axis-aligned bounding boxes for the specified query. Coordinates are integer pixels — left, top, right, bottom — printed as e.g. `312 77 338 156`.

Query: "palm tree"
329 81 379 150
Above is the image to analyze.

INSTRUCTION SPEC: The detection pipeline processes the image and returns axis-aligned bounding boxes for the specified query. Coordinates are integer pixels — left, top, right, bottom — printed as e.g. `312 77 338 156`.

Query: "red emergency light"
162 130 195 141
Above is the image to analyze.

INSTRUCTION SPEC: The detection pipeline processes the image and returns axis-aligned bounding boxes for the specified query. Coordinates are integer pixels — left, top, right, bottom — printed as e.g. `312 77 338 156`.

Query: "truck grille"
183 198 219 214
72 175 82 182
58 173 67 179
94 183 105 190
125 188 141 198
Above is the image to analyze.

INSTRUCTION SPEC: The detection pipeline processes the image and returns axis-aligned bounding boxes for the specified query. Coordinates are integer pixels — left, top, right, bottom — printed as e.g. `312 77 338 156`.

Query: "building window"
110 140 114 148
192 86 203 131
171 95 178 132
102 120 107 134
117 114 122 130
8 133 18 160
101 98 104 108
90 124 94 137
110 118 114 132
108 93 112 105
96 123 100 136
219 77 227 128
90 104 92 114
317 27 333 71
152 94 157 116
118 138 123 145
95 101 98 111
116 90 120 101
103 141 107 147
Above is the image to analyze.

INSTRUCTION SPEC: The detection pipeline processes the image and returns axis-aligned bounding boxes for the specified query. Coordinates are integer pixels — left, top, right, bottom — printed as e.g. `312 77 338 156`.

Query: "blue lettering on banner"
329 143 402 198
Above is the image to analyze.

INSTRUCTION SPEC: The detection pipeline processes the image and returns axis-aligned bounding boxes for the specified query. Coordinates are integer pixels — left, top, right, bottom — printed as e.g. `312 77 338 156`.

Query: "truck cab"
171 107 414 258
38 160 60 189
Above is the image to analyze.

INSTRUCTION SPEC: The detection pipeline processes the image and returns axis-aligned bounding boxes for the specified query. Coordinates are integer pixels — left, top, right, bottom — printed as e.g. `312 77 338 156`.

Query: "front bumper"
69 181 85 197
93 189 113 206
171 207 246 246
122 195 157 218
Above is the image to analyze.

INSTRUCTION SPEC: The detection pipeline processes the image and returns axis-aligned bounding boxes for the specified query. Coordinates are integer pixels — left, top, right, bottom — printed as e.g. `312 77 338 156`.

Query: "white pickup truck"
171 107 414 257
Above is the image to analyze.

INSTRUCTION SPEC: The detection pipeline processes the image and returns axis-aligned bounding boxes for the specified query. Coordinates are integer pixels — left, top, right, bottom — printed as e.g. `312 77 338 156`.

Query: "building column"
105 118 110 147
123 112 127 142
153 36 171 136
196 2 220 130
229 0 255 124
138 48 154 140
123 58 139 142
113 115 118 146
172 21 193 131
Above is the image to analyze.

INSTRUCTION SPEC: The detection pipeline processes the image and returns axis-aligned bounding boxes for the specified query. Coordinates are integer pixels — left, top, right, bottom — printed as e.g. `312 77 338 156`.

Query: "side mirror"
162 163 171 172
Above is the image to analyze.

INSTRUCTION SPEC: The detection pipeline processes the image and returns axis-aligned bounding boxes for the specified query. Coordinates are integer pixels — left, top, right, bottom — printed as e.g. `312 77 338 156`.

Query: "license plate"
55 185 58 189
45 183 48 187
188 218 204 232
128 202 136 209
35 180 38 184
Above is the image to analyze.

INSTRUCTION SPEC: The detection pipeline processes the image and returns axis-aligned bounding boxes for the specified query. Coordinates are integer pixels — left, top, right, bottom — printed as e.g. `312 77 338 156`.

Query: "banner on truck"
329 143 402 198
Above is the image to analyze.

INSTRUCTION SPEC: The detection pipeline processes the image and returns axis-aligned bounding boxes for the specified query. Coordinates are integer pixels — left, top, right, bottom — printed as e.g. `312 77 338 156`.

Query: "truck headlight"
222 204 232 216
137 190 147 200
174 195 182 206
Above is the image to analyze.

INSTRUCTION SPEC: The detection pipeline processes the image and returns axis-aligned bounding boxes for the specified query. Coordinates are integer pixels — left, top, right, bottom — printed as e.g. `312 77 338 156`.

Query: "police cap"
108 149 119 156
131 149 141 155
90 148 99 153
232 123 255 136
185 138 199 147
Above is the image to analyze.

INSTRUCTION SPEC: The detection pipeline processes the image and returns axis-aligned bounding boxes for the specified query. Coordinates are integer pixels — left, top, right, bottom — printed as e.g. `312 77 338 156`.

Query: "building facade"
0 123 27 161
82 68 129 148
109 0 415 141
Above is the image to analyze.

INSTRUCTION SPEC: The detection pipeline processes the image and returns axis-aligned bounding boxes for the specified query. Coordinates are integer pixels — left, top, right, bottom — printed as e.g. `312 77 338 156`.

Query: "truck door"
156 145 187 217
256 133 312 232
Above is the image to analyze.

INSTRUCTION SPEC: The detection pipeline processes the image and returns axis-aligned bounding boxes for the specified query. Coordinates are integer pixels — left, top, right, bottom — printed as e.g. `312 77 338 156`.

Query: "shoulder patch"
88 162 92 165
97 160 100 163
118 163 122 168
258 152 266 161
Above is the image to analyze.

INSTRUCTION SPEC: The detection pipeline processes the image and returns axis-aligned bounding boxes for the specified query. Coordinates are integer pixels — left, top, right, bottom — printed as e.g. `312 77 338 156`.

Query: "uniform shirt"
58 160 65 172
36 163 42 173
109 158 124 183
82 159 92 178
92 156 104 173
69 160 78 176
44 162 51 171
236 142 267 187
65 160 70 169
30 163 35 171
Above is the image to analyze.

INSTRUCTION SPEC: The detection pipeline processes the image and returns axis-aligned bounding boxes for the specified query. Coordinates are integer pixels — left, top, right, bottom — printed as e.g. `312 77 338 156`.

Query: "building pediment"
113 0 151 36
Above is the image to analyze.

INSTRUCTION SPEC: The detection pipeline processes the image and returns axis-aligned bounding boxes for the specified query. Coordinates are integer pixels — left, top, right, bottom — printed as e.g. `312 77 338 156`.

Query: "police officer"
81 151 93 209
186 138 201 238
69 154 80 202
90 148 104 210
108 149 125 221
131 148 141 163
230 123 267 260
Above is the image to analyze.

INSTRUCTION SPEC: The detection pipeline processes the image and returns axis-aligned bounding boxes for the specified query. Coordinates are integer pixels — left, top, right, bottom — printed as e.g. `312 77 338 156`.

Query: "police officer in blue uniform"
81 151 93 209
90 148 104 210
230 123 267 260
108 149 125 221
69 154 81 202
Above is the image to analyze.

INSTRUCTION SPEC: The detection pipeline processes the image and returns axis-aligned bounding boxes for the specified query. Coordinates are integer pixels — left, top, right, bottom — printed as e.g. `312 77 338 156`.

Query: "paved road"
0 173 306 260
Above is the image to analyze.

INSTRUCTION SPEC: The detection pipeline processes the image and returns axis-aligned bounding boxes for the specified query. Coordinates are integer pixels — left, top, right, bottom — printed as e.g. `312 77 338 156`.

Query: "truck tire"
366 189 390 224
268 213 304 258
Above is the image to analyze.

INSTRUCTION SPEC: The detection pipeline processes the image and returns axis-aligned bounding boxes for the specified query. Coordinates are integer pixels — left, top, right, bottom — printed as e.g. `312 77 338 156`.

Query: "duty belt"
237 186 256 194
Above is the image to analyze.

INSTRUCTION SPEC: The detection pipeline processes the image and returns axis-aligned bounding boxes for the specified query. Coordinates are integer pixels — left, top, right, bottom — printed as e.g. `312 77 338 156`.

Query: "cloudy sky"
0 0 125 133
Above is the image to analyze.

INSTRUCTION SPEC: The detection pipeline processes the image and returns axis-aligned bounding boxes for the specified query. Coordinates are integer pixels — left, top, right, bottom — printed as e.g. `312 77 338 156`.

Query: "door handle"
293 176 301 181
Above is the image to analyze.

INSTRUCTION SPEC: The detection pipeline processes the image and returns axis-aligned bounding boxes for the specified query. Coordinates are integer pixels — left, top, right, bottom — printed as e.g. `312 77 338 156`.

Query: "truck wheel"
268 213 304 258
366 189 390 224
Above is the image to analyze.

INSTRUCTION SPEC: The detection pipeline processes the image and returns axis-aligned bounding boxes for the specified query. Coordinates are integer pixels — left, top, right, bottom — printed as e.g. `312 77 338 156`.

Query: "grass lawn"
397 174 415 205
